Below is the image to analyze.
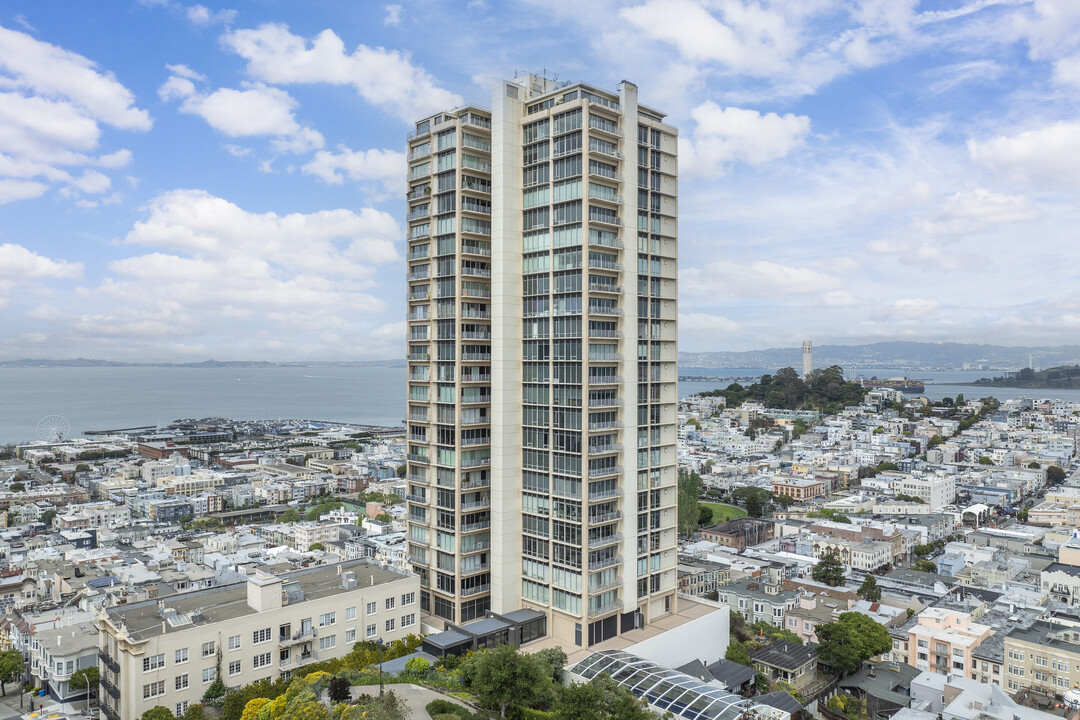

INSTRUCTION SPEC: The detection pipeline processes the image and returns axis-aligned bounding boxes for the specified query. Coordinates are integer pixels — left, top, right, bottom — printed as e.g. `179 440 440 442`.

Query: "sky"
1 0 1079 361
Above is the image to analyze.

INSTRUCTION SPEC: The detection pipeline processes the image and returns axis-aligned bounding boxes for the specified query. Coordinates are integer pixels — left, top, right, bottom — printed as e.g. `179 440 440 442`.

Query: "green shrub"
425 699 478 719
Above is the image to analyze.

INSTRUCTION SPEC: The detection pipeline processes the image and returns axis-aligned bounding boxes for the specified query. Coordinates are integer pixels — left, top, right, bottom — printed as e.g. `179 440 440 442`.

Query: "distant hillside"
679 342 1080 370
971 365 1080 388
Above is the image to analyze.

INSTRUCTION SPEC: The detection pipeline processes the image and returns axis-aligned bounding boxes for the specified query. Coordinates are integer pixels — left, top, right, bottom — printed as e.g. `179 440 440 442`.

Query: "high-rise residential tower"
404 74 678 649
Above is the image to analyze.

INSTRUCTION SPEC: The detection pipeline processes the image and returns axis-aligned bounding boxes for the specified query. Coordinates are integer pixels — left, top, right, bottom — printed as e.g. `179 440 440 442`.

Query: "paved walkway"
386 684 471 719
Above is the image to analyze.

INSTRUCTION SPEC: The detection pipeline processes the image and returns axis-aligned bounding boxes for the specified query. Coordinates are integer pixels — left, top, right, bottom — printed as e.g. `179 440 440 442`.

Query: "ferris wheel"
36 415 71 443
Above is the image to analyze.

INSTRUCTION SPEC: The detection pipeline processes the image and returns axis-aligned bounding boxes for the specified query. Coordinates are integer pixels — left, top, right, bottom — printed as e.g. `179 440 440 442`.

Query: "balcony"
461 436 490 447
100 649 120 674
407 413 430 423
461 520 491 532
588 554 622 571
279 628 315 645
588 421 622 431
588 328 622 339
407 473 429 484
102 706 121 720
588 259 622 271
588 397 622 408
461 563 491 577
407 453 430 464
409 554 429 567
588 533 622 549
461 497 491 511
461 267 492 278
462 352 492 361
588 375 622 385
462 374 491 383
461 540 491 553
461 416 490 426
589 602 621 617
589 354 623 363
588 444 622 455
461 584 491 597
461 477 491 490
407 352 430 362
461 395 492 405
407 271 430 282
461 331 492 340
588 306 622 316
461 457 491 468
588 511 623 524
405 493 427 504
589 577 622 593
588 283 622 294
588 488 621 501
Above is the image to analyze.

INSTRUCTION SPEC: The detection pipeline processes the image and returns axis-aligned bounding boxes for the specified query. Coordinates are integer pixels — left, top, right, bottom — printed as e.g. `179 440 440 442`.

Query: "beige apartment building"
1003 621 1080 695
98 561 419 720
404 74 679 648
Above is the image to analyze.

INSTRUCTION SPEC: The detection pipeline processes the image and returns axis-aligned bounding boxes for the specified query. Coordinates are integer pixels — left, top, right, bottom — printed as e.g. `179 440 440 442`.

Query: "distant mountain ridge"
678 342 1080 370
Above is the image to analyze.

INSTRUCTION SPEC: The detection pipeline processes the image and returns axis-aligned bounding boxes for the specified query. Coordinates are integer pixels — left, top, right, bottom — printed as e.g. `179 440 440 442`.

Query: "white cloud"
681 101 811 176
221 23 462 121
678 313 738 338
1053 54 1080 86
923 60 1003 95
0 244 82 281
822 290 857 307
852 181 931 217
72 170 112 195
302 145 405 193
915 188 1039 235
0 24 149 203
682 259 839 300
383 4 402 26
159 70 323 153
22 190 407 358
968 121 1080 186
186 4 236 26
871 297 940 321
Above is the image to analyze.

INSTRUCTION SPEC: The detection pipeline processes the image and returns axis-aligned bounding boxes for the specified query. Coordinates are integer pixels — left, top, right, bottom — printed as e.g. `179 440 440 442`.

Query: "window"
201 641 215 658
143 681 165 699
175 702 189 717
175 674 189 691
228 634 241 651
174 648 188 664
346 628 357 643
228 660 241 676
253 628 272 644
366 624 377 638
319 612 336 627
253 652 272 669
319 635 337 650
366 602 377 615
143 654 165 672
346 607 356 621
402 592 416 606
402 614 416 628
202 668 216 683
385 597 396 610
385 619 396 632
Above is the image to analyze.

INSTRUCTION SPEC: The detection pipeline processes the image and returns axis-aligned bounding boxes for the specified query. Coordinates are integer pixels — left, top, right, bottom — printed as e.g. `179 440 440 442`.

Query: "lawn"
700 502 747 522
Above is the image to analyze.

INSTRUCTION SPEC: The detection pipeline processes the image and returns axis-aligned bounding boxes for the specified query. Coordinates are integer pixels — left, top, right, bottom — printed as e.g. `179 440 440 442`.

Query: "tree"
39 509 57 527
533 647 569 684
750 621 803 645
725 641 750 666
308 543 325 552
327 676 351 704
553 673 652 720
698 505 714 527
816 612 892 676
355 690 409 720
8 482 24 493
142 708 177 720
71 666 99 710
774 494 796 509
1048 466 1066 484
812 552 846 587
677 468 702 535
857 575 882 603
280 508 301 523
396 464 407 478
461 644 552 718
183 706 206 720
242 699 271 720
978 456 994 465
913 560 938 573
808 508 851 523
0 649 22 696
375 513 392 523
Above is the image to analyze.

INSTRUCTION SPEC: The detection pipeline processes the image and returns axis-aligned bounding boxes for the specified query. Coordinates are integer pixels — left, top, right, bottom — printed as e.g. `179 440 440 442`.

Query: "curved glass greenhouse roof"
568 650 764 720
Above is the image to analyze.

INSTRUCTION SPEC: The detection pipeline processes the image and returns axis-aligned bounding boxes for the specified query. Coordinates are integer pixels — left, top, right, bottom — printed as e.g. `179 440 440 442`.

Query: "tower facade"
802 340 813 378
404 75 679 648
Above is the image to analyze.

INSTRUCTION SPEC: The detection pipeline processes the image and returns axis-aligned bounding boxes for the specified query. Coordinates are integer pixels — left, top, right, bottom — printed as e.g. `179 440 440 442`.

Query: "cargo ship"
860 377 925 393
